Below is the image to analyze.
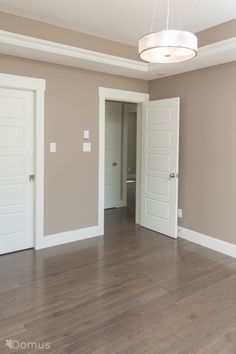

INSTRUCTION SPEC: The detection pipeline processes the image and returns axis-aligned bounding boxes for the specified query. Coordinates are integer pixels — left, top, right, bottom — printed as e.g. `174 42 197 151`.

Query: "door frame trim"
99 87 149 234
0 73 45 250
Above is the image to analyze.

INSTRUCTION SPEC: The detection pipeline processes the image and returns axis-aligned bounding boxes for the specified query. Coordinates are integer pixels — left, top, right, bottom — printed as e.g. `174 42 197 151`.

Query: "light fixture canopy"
139 30 198 63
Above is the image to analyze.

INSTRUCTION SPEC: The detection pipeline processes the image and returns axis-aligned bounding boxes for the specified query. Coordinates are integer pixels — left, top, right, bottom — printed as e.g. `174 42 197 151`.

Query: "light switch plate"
83 142 91 152
50 142 56 153
83 130 89 140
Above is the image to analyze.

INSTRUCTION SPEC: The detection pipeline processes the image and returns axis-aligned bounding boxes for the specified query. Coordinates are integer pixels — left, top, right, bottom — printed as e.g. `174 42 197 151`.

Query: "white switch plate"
83 130 89 140
178 208 183 218
83 142 91 152
50 142 56 153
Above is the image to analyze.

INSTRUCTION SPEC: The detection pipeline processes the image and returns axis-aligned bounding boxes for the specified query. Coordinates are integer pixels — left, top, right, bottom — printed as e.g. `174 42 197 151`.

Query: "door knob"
169 173 175 178
29 175 35 182
112 162 118 166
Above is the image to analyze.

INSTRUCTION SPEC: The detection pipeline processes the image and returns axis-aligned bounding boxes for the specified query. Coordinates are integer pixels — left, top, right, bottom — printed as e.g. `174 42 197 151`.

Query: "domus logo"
6 339 50 350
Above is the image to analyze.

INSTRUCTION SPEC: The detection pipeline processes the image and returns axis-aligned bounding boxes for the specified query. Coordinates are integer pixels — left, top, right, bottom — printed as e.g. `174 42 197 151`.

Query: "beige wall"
0 12 138 60
0 54 148 235
149 62 236 245
0 11 236 245
197 19 236 47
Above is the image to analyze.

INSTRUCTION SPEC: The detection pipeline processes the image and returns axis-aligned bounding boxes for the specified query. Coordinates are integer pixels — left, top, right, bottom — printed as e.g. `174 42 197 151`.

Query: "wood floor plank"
0 207 236 353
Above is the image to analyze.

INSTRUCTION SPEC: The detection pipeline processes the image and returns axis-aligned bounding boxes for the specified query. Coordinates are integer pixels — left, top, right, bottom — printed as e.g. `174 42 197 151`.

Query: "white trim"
0 73 45 90
0 30 145 70
148 36 236 80
1 30 236 80
36 226 101 249
122 105 128 208
99 87 149 234
34 90 45 250
135 103 143 224
179 227 236 259
0 73 45 251
0 30 148 80
99 88 149 102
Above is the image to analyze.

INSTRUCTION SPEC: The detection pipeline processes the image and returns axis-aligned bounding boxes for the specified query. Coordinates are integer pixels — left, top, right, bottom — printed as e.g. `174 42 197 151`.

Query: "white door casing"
99 88 149 234
0 88 34 254
141 98 180 238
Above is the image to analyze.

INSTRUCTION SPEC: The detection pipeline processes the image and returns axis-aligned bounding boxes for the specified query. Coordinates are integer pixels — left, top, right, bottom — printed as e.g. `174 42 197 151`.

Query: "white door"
0 88 34 254
141 98 179 238
104 102 122 209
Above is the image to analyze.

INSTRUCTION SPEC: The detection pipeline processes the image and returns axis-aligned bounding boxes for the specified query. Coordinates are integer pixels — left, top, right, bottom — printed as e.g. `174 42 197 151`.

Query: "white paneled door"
141 98 180 238
0 88 34 254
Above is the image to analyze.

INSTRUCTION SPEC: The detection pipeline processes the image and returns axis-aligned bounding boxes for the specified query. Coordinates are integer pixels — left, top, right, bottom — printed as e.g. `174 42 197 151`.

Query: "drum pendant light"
139 0 198 63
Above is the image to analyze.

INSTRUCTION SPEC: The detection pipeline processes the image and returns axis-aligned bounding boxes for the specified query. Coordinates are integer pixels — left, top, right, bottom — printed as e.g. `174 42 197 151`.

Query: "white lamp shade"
139 30 198 63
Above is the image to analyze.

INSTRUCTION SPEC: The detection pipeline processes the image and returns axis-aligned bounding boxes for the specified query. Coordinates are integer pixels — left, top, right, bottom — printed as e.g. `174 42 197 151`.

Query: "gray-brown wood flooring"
0 206 236 353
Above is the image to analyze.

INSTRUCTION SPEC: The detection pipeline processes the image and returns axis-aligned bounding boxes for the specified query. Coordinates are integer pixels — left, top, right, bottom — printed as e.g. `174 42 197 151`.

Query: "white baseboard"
178 227 236 259
36 225 102 250
35 224 236 258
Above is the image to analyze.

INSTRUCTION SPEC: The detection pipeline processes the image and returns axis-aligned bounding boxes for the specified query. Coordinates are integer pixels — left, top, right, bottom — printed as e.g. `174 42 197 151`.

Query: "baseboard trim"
178 227 236 258
36 224 236 257
36 225 102 250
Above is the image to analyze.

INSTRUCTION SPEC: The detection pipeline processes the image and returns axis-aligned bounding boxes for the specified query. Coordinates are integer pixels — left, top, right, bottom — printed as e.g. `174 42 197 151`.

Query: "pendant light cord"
166 0 170 30
150 0 175 33
150 0 159 32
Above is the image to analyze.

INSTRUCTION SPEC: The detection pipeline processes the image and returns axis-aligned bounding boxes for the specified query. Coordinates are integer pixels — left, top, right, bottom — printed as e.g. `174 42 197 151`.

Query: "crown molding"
0 30 148 79
148 36 236 79
0 30 235 80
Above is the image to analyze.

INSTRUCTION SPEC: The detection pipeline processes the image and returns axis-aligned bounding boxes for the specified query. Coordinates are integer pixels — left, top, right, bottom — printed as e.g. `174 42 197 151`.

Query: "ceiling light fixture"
139 0 198 64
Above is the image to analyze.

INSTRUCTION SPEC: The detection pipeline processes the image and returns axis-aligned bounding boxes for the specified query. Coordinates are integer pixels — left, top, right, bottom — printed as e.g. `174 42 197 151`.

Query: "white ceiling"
0 0 235 46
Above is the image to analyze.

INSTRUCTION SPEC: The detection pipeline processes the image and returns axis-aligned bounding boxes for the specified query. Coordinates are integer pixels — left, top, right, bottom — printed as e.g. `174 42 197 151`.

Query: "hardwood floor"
0 207 236 353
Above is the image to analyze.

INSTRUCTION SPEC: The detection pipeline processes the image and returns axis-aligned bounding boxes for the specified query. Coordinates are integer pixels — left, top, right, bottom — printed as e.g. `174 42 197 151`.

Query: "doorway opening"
99 87 179 239
98 88 149 235
104 101 137 226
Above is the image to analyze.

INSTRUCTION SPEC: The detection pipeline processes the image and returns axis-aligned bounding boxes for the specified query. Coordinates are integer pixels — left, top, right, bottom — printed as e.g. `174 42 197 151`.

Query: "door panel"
141 98 180 238
0 88 34 254
146 176 170 196
147 154 170 172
